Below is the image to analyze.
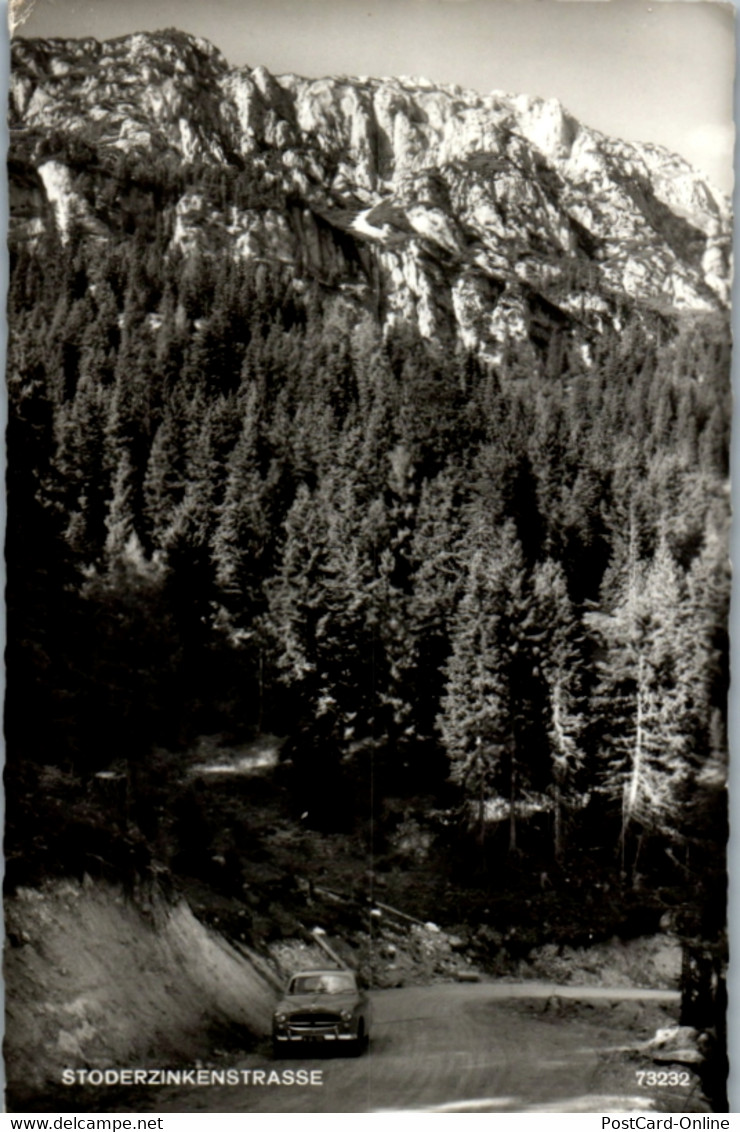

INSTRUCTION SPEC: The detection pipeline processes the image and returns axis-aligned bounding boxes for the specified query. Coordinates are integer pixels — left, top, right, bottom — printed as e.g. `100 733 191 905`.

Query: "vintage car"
272 968 371 1056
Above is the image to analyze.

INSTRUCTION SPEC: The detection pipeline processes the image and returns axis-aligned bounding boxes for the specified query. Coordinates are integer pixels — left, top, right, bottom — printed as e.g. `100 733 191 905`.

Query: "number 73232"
636 1070 691 1087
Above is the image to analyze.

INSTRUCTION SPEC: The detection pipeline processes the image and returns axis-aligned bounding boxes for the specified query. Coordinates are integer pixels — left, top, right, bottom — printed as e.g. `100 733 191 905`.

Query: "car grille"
288 1012 340 1027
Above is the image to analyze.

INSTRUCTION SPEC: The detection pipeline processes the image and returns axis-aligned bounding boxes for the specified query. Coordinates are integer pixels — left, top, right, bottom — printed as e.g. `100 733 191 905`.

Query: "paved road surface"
137 982 697 1114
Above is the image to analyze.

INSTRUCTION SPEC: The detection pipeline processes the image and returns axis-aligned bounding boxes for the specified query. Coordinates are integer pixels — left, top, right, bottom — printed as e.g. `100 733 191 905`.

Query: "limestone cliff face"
9 29 732 360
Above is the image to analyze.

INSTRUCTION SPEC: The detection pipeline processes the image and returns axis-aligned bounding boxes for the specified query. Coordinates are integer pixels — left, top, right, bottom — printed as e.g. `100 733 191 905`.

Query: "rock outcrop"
9 29 732 361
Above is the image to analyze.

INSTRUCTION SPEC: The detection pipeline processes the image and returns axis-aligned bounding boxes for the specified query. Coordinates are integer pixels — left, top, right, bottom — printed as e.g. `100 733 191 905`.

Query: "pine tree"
104 448 146 569
684 515 730 754
50 368 114 563
406 467 464 750
587 537 695 879
211 384 270 614
531 558 585 861
363 444 420 768
438 521 531 853
266 474 373 745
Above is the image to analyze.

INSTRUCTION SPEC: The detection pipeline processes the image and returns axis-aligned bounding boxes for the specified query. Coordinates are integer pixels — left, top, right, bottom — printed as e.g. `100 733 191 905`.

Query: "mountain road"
137 982 696 1114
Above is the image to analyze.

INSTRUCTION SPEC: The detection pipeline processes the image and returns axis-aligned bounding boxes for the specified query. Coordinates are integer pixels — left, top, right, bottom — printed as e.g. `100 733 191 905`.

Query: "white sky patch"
684 121 735 186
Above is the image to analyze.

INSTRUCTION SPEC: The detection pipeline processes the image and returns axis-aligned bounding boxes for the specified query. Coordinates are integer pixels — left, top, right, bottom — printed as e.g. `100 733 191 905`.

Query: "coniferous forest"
6 149 730 1076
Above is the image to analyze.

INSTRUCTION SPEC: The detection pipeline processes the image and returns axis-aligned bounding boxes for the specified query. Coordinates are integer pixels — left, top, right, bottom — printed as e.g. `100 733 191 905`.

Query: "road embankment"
5 878 279 1105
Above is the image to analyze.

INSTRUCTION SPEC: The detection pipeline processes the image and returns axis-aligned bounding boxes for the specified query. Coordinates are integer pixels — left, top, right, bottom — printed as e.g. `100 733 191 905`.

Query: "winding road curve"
139 982 697 1114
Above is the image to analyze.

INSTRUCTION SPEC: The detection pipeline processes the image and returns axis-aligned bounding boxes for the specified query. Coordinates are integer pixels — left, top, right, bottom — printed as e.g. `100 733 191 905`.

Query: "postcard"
4 0 734 1116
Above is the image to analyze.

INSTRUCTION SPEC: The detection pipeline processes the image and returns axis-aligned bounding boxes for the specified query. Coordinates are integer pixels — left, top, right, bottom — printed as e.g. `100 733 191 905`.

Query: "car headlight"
340 1010 353 1022
275 1013 287 1025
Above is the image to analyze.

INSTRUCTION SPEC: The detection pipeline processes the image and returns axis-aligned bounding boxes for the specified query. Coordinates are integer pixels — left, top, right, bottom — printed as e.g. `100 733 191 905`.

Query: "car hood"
275 992 360 1014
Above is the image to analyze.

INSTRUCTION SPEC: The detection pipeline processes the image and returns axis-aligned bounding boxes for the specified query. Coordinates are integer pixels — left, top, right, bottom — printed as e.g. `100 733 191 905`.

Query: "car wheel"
351 1019 366 1057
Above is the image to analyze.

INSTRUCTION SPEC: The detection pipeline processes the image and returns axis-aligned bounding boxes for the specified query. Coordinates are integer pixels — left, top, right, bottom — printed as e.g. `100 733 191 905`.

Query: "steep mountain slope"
9 28 732 361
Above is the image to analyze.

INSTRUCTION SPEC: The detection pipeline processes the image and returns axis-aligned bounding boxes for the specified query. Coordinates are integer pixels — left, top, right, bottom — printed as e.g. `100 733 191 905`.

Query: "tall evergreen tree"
531 558 586 861
211 384 270 616
438 521 532 853
588 537 696 878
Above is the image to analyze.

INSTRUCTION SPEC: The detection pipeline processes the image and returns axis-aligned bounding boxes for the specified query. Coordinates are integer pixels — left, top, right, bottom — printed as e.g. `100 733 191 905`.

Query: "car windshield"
289 973 356 995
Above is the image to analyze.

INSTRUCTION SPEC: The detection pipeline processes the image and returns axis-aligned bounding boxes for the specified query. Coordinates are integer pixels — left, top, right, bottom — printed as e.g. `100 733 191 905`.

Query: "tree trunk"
626 657 645 818
257 648 264 733
620 655 645 875
553 781 562 863
551 683 566 863
508 760 517 854
632 831 644 889
478 744 486 851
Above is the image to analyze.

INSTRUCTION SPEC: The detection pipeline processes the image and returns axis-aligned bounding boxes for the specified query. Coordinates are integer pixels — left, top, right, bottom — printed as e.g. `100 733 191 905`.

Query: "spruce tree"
531 558 585 861
438 521 531 853
588 537 696 879
211 383 270 615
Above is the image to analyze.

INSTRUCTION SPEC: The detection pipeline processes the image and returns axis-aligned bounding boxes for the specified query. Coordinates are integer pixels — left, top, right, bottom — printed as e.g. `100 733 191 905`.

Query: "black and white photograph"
4 0 734 1116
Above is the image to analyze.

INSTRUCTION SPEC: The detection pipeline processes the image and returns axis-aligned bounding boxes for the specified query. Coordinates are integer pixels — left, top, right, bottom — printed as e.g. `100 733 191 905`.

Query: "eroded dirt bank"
4 878 280 1104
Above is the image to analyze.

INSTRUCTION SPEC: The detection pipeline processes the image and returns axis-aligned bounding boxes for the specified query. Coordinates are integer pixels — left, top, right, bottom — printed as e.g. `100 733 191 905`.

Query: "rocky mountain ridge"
9 28 732 362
